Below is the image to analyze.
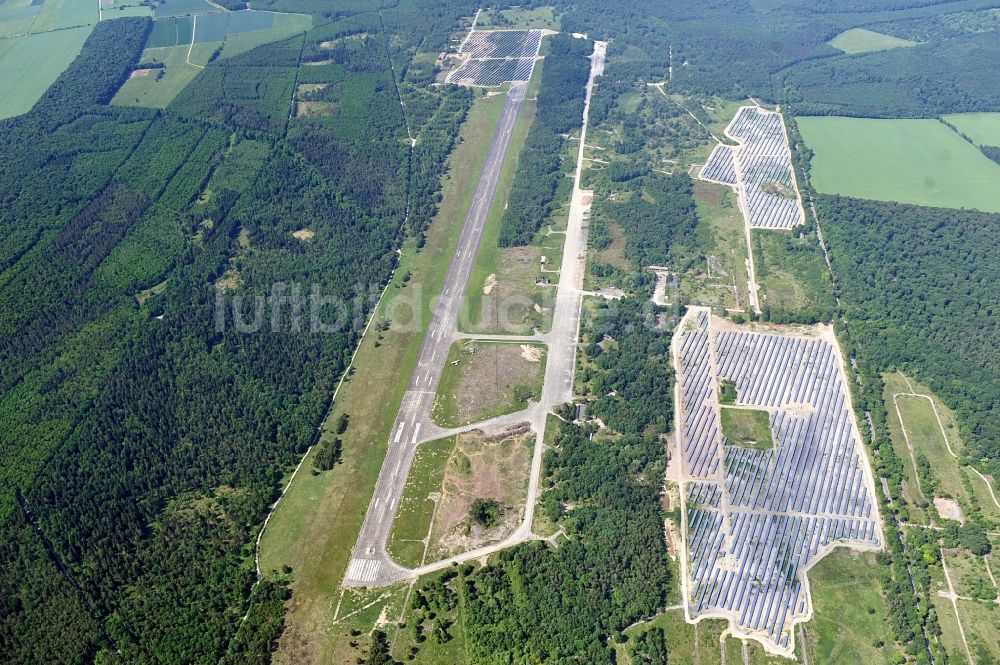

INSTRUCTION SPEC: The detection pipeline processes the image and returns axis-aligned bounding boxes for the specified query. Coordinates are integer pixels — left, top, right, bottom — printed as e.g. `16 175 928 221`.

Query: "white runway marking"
411 423 422 444
346 558 382 583
394 423 405 443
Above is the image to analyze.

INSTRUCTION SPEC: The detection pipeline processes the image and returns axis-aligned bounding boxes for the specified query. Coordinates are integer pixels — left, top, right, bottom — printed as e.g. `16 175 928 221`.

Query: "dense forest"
0 1 476 661
551 0 1000 116
498 34 591 247
819 196 1000 477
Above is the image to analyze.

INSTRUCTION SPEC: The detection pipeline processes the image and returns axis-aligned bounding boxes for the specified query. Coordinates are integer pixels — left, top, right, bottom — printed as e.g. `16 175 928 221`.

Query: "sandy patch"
292 228 315 241
519 344 541 362
427 430 533 561
483 273 497 295
934 497 965 523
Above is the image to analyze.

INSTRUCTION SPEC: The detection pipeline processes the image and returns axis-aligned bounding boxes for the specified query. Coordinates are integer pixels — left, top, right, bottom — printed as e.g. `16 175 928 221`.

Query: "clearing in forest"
881 371 1000 525
446 29 545 86
828 28 917 54
797 116 1000 212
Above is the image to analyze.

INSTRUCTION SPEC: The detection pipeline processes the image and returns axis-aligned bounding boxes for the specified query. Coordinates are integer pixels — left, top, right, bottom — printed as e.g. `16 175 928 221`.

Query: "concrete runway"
345 41 607 587
345 81 530 586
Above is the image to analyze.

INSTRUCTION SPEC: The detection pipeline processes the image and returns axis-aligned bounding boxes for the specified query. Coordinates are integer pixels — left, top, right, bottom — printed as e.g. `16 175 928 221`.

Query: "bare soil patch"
935 497 965 523
426 429 533 561
292 228 315 241
129 68 154 78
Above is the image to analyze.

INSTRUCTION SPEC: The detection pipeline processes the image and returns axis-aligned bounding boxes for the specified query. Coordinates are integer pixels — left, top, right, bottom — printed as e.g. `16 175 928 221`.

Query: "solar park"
447 29 543 86
700 106 805 230
673 307 883 656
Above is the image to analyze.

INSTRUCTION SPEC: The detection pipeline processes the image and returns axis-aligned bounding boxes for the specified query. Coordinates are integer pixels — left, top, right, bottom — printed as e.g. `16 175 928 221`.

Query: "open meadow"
882 372 1000 525
828 27 917 54
798 116 1000 212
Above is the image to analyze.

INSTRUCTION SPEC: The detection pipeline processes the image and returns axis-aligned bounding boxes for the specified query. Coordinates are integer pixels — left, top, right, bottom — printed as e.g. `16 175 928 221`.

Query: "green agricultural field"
386 437 454 568
720 407 773 450
798 116 1000 213
113 11 310 108
803 550 902 664
943 112 1000 147
219 11 311 58
828 28 917 54
0 26 90 119
152 0 218 18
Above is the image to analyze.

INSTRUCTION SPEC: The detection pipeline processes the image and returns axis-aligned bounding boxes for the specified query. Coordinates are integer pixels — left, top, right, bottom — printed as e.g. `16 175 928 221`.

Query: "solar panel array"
676 311 881 654
699 144 736 185
698 106 805 230
462 30 542 58
449 58 536 86
447 30 542 86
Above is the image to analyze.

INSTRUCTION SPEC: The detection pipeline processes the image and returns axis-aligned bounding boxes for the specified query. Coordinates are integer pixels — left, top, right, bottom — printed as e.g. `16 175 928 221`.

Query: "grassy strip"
386 437 455 568
258 90 510 664
461 62 543 333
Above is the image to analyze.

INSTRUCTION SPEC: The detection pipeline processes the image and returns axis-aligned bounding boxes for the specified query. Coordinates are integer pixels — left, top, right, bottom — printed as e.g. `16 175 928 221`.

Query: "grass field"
678 181 750 311
754 228 834 319
152 0 218 18
0 26 90 119
798 116 1000 212
431 340 545 428
720 407 773 450
259 90 515 664
112 10 310 108
883 372 1000 525
803 549 903 663
386 437 455 568
828 28 917 54
943 112 1000 147
112 45 205 108
958 598 1000 662
476 5 559 30
220 11 310 58
945 548 997 601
